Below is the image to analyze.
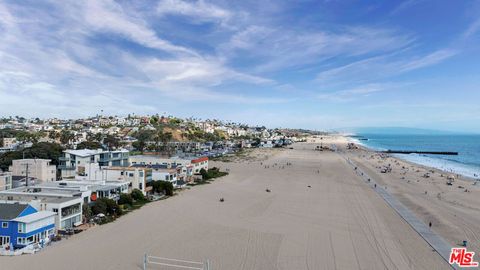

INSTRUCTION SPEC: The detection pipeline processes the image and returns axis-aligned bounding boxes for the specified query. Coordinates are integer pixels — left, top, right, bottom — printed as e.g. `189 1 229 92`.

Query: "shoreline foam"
347 136 480 180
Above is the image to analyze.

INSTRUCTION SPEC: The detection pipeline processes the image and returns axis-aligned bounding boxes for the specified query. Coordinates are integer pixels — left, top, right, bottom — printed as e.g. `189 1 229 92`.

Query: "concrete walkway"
342 154 457 270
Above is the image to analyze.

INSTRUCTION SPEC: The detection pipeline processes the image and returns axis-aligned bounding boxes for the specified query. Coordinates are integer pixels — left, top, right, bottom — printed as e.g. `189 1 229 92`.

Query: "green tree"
91 199 107 215
0 142 64 171
59 130 74 146
132 130 154 153
77 141 103 150
104 134 120 150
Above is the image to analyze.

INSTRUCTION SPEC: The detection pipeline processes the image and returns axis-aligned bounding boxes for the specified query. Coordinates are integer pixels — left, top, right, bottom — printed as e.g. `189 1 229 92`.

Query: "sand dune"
1 143 450 269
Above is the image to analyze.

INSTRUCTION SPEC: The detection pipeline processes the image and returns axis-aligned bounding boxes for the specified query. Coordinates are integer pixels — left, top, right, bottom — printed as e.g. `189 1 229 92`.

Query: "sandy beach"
1 140 455 269
341 138 480 259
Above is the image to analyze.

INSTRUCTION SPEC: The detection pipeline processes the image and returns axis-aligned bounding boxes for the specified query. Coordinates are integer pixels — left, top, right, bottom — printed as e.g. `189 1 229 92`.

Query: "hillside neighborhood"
0 114 306 255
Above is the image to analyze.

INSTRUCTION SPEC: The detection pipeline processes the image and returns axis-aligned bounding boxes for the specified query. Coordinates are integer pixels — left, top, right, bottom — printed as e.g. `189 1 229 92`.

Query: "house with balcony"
0 203 55 249
59 149 129 179
129 154 208 175
100 167 152 195
131 164 184 187
0 186 85 230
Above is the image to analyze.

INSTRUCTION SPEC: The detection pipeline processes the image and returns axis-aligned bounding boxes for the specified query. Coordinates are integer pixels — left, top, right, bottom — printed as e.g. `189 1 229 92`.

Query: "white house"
0 186 85 230
59 149 129 179
100 167 152 195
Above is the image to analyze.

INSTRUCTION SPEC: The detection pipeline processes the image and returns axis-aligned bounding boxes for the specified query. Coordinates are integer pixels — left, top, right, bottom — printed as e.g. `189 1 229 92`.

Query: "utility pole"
25 163 29 187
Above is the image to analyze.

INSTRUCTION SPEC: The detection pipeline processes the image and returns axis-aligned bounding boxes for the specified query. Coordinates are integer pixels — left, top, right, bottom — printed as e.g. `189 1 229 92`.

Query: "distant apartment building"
59 149 129 179
2 137 17 148
9 159 56 182
0 171 12 191
149 141 202 152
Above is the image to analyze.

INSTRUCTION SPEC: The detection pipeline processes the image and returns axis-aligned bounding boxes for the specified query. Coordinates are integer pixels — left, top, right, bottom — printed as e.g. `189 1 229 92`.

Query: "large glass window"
61 203 81 217
0 236 10 246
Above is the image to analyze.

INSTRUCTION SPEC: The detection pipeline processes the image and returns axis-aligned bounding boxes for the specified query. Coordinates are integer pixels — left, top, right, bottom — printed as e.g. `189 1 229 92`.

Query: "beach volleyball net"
143 253 210 270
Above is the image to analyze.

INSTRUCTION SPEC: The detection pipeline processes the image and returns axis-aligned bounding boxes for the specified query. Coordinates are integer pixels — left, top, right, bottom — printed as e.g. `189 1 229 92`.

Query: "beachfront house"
59 149 129 179
0 186 85 230
100 167 153 195
131 164 186 188
0 203 55 249
129 154 208 175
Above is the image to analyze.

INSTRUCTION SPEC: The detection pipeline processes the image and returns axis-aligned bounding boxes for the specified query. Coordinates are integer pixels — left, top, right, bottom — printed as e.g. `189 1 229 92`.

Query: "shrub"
92 197 122 216
131 189 145 201
118 193 133 205
160 181 174 196
150 180 174 196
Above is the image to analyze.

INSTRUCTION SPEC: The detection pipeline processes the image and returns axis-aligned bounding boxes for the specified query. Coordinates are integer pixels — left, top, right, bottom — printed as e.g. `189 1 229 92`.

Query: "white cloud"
157 0 232 24
399 49 457 72
316 49 457 85
84 0 196 56
316 83 389 101
221 25 414 72
463 17 480 38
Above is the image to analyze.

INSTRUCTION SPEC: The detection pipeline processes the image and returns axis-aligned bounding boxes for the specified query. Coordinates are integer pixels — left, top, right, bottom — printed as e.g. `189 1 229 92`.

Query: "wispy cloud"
157 0 232 24
85 0 197 56
220 25 415 72
316 49 457 86
390 0 423 15
463 17 480 38
316 83 399 102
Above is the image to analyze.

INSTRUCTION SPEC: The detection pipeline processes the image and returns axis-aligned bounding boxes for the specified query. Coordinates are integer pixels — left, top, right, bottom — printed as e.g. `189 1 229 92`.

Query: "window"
0 236 10 246
1 222 7 228
18 223 26 233
129 173 134 177
17 237 25 245
53 208 58 213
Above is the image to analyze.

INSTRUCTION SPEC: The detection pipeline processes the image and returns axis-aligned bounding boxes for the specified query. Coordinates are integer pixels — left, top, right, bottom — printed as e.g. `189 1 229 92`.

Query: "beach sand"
1 141 451 269
341 138 480 259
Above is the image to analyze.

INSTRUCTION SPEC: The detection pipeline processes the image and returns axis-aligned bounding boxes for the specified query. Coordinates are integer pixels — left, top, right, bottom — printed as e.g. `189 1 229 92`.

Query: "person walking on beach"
429 222 432 228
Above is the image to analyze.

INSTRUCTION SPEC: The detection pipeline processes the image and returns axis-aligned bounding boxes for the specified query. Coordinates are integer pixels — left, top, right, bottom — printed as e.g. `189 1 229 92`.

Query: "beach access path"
1 144 450 269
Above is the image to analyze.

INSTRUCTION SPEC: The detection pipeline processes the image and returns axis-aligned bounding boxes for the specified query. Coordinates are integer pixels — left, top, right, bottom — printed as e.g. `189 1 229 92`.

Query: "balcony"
58 165 76 170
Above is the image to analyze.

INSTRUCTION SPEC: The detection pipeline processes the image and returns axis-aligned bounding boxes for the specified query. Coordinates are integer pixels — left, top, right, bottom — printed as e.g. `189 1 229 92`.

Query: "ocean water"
353 134 480 179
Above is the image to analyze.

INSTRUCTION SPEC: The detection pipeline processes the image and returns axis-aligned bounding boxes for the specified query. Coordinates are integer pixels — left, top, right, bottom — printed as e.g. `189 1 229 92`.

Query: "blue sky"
0 0 479 132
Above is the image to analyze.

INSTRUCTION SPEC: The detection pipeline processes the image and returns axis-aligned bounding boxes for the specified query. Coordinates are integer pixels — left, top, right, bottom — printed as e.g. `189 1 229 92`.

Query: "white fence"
143 254 210 270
